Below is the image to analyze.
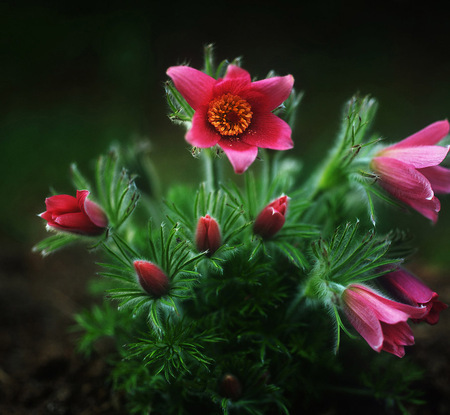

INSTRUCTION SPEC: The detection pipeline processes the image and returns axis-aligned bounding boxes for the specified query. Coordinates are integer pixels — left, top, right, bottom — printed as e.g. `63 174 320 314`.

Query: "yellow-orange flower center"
207 93 253 137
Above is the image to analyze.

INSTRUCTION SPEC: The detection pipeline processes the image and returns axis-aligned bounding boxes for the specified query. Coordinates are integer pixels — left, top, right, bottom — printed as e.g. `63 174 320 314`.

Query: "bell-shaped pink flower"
40 190 108 235
371 120 450 222
195 214 221 256
253 195 289 239
379 268 447 325
133 260 170 298
341 284 428 357
166 64 294 174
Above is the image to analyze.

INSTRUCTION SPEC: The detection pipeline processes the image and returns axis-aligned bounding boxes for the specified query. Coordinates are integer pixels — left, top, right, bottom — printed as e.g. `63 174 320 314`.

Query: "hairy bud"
133 260 170 298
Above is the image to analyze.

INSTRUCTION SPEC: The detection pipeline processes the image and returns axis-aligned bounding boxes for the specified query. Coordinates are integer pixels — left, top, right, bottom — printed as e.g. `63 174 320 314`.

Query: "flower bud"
195 214 221 256
253 195 289 239
40 190 108 236
219 373 242 401
133 260 170 298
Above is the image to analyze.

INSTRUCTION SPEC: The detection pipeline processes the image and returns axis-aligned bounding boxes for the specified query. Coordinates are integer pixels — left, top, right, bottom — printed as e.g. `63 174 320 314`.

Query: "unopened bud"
195 214 221 256
133 260 170 298
220 373 242 401
253 195 289 239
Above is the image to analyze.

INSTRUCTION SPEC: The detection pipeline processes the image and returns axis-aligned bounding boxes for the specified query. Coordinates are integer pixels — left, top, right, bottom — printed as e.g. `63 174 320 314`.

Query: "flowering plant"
34 46 448 414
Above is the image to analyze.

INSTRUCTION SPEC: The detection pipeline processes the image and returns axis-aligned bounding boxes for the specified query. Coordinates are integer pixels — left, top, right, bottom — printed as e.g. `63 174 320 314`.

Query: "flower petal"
423 299 448 325
349 284 427 324
419 165 450 194
224 65 252 82
76 190 90 210
404 196 440 223
372 157 434 200
381 145 449 168
342 293 384 352
390 120 449 148
45 194 79 213
242 112 293 150
166 66 216 110
381 322 414 357
218 139 259 174
186 110 221 148
381 269 435 305
251 74 294 111
84 199 108 228
54 212 99 232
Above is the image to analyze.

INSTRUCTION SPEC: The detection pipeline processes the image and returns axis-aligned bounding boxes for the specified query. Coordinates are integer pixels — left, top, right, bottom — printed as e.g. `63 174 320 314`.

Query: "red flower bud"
253 195 289 239
220 373 242 401
195 214 221 256
133 260 170 298
40 190 108 235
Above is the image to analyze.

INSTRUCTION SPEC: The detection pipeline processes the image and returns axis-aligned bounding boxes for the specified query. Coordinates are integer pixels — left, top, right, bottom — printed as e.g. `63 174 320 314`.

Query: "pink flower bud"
133 260 170 298
195 214 221 256
220 373 242 401
40 190 108 235
253 195 289 239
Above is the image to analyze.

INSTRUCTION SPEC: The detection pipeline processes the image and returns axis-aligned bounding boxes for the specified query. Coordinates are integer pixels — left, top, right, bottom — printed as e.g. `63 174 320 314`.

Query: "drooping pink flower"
371 120 450 222
379 267 448 325
166 64 294 174
253 195 289 239
341 284 428 357
195 214 221 256
40 190 108 235
133 260 170 298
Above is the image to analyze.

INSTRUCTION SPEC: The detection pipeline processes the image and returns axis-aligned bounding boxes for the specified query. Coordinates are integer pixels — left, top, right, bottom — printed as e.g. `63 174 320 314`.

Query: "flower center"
207 93 253 137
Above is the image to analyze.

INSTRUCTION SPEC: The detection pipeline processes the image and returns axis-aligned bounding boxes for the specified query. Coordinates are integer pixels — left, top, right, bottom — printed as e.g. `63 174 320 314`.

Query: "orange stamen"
207 93 253 137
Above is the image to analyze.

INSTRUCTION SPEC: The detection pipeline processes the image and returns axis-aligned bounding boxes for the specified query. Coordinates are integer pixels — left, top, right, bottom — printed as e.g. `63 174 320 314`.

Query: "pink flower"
40 190 108 235
195 214 221 256
371 120 450 222
341 284 428 357
253 195 289 239
166 64 294 174
379 268 448 325
133 260 170 298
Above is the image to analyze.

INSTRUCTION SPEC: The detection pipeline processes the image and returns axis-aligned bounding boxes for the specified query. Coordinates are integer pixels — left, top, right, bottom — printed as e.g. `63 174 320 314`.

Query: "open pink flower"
166 64 294 173
379 267 447 325
341 284 428 357
371 120 450 222
40 190 108 235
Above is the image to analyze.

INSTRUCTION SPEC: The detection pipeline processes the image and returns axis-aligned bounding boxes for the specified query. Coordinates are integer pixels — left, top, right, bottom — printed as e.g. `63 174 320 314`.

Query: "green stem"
202 148 221 193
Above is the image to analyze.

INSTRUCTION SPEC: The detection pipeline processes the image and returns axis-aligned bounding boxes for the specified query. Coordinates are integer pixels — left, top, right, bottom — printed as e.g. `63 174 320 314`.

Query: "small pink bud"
220 373 242 401
253 195 289 239
39 190 108 235
133 260 170 298
195 214 221 256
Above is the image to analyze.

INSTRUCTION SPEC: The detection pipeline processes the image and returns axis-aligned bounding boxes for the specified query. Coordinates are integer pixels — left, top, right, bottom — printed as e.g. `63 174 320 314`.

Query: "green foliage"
127 315 224 382
32 232 80 256
93 147 140 229
309 220 402 288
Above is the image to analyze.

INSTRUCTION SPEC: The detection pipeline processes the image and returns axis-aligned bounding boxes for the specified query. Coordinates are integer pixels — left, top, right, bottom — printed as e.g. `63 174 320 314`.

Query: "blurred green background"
1 1 450 266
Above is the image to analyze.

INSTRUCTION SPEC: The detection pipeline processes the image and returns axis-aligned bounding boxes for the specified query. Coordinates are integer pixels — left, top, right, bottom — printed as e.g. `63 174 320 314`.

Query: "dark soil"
1 241 449 415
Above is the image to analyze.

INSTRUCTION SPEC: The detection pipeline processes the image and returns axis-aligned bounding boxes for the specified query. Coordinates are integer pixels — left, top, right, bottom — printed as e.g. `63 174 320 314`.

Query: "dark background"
1 1 450 413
